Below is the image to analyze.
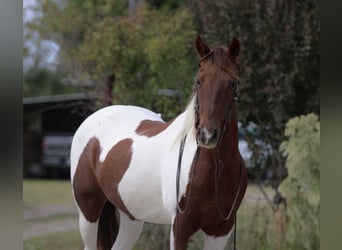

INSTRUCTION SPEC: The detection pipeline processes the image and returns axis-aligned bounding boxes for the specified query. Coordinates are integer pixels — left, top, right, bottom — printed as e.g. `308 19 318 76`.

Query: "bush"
279 113 320 249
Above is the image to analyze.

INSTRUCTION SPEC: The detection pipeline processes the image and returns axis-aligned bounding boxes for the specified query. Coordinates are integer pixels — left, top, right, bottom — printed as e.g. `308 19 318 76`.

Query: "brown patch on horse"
174 112 248 240
97 138 135 220
135 119 174 137
73 137 107 222
175 154 247 238
73 137 135 222
169 37 247 246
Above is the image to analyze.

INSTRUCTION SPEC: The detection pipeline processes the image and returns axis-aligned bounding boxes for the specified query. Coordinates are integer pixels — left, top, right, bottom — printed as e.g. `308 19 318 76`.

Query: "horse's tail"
97 201 119 250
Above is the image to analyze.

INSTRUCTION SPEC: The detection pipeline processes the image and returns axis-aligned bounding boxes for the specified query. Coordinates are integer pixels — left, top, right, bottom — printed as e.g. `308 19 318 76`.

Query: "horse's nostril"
199 128 219 144
212 129 218 139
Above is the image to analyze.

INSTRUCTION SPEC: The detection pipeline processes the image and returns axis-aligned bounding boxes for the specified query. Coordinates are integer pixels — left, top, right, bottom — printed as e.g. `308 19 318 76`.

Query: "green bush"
279 113 320 249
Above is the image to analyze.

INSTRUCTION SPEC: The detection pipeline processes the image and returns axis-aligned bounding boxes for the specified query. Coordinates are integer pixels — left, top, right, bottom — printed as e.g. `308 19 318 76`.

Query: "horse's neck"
216 109 240 172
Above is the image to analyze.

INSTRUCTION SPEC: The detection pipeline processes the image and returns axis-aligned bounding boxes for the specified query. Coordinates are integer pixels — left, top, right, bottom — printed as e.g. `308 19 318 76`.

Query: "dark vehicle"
23 93 94 178
40 104 89 178
41 133 73 177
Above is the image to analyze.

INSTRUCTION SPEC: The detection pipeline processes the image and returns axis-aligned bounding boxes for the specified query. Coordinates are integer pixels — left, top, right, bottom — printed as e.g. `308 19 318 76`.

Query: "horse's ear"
227 37 240 61
195 36 210 58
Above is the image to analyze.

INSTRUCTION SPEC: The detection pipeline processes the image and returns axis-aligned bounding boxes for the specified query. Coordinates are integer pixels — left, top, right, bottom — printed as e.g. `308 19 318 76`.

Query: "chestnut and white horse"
70 36 247 250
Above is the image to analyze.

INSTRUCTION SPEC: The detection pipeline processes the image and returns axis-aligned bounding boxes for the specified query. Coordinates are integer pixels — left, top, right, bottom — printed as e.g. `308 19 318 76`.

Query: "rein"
176 93 242 219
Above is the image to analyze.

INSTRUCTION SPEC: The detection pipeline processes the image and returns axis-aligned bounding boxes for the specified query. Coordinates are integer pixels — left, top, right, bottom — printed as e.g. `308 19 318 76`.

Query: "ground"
23 179 276 249
23 204 78 239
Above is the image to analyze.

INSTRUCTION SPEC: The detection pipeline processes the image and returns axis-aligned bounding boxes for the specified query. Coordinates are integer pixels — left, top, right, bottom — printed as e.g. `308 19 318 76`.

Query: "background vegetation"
24 0 320 249
279 114 320 249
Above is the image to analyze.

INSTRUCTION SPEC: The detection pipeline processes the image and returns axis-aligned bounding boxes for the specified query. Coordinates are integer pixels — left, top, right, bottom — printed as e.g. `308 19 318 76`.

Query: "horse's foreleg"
111 211 143 250
170 214 193 250
203 231 232 250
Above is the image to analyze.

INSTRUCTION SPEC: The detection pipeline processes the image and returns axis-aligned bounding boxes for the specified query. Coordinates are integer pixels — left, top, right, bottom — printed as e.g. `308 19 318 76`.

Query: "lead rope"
175 134 241 250
175 134 200 248
212 93 241 250
176 136 201 214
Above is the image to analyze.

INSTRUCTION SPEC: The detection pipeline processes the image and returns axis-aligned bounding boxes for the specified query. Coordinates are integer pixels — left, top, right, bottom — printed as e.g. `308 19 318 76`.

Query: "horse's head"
194 36 240 149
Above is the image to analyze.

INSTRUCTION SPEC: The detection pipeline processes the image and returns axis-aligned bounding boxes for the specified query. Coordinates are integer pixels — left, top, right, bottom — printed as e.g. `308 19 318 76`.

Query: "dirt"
23 205 78 239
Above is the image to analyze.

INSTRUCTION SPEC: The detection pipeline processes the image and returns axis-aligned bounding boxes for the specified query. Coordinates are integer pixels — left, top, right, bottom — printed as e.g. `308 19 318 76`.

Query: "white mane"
172 93 197 147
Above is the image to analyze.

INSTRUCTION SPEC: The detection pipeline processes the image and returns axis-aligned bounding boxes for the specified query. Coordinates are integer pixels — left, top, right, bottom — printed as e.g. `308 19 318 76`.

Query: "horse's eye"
230 81 237 90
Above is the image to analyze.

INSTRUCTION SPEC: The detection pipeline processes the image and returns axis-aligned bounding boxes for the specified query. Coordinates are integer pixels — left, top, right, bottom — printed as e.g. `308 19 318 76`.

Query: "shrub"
279 113 320 249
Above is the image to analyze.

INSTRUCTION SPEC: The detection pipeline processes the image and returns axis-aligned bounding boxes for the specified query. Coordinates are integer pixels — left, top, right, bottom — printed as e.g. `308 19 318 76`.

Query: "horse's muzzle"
197 127 220 148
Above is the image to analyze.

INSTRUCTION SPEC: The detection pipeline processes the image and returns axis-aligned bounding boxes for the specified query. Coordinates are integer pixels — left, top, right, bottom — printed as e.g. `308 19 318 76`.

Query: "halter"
198 50 214 67
175 50 242 249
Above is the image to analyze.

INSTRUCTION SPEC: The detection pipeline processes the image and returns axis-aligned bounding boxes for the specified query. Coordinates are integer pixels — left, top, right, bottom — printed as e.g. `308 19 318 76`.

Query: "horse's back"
70 105 163 181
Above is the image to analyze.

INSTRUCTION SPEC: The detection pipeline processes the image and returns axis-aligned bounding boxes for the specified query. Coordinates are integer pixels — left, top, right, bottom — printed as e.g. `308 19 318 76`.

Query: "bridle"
175 50 243 249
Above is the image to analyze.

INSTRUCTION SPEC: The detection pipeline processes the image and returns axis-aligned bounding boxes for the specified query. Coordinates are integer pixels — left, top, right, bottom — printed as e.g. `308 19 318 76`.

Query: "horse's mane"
172 93 197 147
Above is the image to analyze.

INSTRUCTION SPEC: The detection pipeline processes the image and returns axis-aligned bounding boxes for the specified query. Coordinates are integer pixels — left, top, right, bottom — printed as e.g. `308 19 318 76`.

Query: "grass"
23 179 278 249
23 179 74 209
25 212 76 225
24 230 82 250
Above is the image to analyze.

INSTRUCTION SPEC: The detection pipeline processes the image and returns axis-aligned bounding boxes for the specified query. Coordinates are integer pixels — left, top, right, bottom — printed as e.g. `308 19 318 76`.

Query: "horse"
70 35 248 250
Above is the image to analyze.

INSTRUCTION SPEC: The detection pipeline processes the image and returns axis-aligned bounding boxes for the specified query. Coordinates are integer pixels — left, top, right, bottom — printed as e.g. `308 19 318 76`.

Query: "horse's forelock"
206 47 241 81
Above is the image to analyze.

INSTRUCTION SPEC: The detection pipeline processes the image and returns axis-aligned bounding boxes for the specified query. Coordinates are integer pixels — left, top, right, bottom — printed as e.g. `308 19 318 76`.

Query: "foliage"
78 4 196 117
188 0 320 189
29 1 196 119
23 67 78 97
279 113 320 249
24 3 75 97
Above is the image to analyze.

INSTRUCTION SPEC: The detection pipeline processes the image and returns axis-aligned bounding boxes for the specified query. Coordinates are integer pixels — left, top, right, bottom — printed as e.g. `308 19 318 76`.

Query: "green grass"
23 179 74 209
24 230 83 250
23 179 279 249
24 212 77 225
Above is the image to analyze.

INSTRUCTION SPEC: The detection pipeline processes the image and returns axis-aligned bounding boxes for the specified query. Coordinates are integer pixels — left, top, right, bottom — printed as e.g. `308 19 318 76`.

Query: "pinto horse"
70 36 248 250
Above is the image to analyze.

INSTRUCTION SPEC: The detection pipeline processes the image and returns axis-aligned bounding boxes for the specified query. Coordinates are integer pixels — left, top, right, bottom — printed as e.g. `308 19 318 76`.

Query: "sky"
23 0 59 71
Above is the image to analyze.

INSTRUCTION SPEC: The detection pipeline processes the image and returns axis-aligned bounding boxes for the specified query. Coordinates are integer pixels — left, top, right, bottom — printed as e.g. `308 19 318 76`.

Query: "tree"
23 67 78 97
29 1 196 117
188 0 319 190
24 0 78 97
